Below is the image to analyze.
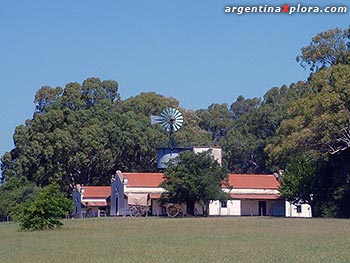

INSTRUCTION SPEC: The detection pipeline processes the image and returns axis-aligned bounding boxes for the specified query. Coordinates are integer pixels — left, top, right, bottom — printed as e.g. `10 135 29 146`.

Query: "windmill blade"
165 108 183 131
151 115 165 125
173 109 183 119
150 108 184 147
161 122 171 132
151 108 183 132
172 120 183 132
160 108 171 119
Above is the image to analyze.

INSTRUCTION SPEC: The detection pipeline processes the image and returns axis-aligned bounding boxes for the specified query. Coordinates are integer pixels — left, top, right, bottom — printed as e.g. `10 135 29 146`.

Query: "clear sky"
0 0 348 157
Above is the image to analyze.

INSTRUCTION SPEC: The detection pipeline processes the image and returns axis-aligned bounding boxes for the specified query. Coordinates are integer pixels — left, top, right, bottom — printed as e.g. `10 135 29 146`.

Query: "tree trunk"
203 202 209 217
311 201 321 217
186 200 195 216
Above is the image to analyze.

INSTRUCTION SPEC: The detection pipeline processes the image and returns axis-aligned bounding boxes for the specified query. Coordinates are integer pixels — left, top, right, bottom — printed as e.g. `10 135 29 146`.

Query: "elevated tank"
156 147 191 169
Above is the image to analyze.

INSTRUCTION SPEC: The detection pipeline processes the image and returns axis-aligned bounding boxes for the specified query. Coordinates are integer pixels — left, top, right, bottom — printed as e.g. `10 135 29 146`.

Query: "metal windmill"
151 108 183 148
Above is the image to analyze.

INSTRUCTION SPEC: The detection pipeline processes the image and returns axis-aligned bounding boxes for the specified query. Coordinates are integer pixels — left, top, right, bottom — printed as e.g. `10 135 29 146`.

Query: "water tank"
156 147 191 169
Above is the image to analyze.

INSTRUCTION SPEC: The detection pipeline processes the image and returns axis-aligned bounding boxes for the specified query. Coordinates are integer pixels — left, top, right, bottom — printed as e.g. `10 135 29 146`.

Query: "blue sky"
0 0 348 156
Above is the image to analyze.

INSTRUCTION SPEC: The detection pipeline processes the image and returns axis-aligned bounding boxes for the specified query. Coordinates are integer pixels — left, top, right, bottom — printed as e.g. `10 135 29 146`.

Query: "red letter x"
282 4 289 12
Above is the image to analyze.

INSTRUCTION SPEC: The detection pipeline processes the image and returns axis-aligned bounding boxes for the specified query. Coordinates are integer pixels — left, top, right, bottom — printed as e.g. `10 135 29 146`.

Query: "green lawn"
0 217 349 263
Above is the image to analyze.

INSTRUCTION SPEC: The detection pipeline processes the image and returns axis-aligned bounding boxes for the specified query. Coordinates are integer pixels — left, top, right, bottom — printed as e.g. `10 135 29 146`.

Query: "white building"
209 174 310 217
72 185 110 218
72 171 311 218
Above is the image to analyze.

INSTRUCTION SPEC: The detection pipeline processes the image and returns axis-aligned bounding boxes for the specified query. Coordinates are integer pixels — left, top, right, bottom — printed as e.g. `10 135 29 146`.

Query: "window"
296 205 302 213
221 201 227 208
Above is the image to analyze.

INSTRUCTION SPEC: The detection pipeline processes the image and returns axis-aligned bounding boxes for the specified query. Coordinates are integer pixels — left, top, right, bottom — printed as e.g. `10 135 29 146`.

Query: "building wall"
192 147 222 165
272 200 285 216
151 200 204 216
79 206 108 217
240 200 280 216
110 171 126 216
285 202 312 217
72 190 82 217
151 200 163 216
157 147 222 169
241 200 259 216
194 203 204 216
209 200 241 216
209 198 312 217
148 197 312 218
121 197 311 218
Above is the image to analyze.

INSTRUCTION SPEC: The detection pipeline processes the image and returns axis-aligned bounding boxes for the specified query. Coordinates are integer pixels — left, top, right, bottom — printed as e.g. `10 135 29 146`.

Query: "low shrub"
12 184 72 230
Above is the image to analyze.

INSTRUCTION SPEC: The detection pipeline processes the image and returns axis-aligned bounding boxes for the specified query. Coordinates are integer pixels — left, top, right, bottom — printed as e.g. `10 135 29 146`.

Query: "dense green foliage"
279 155 317 213
161 151 228 215
0 177 38 217
12 184 72 230
296 27 350 72
0 79 211 197
1 26 350 218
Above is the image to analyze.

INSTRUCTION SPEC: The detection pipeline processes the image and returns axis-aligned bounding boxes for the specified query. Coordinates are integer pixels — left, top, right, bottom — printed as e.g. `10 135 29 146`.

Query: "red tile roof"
230 194 281 200
123 173 279 189
227 174 280 189
82 186 110 198
124 173 164 188
150 193 162 199
79 173 279 197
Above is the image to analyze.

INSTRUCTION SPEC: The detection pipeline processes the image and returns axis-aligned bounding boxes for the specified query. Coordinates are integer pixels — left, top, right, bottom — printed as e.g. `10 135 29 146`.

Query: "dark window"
296 205 302 213
221 201 227 208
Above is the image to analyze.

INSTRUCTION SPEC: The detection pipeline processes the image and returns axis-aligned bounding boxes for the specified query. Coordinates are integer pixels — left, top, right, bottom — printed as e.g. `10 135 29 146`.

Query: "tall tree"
296 27 350 72
1 78 124 193
230 95 260 119
221 83 309 173
321 148 350 218
0 177 38 217
196 103 233 142
161 151 229 216
266 64 350 170
1 79 213 196
34 86 63 113
279 155 318 216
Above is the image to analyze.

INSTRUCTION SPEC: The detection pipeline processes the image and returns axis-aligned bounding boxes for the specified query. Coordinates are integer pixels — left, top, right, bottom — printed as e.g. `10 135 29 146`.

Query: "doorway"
259 201 266 216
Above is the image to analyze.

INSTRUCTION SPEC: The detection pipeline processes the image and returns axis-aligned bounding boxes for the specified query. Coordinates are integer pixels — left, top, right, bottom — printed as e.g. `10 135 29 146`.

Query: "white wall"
271 200 285 216
151 200 164 216
192 147 222 165
208 199 313 217
240 200 282 216
209 200 241 216
285 202 312 217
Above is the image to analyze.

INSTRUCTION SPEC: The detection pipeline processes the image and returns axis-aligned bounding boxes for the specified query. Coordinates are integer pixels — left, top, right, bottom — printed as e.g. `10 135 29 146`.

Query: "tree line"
1 26 350 218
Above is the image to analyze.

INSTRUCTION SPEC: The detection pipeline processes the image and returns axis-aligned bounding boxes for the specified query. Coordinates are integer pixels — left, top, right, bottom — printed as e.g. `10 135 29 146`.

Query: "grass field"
0 217 350 263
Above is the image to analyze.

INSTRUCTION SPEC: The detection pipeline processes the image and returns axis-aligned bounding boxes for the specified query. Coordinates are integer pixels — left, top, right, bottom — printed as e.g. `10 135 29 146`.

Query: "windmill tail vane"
150 115 164 125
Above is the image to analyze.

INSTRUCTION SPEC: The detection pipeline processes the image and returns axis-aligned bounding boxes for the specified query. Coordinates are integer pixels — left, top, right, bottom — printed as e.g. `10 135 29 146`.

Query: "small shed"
72 185 110 218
